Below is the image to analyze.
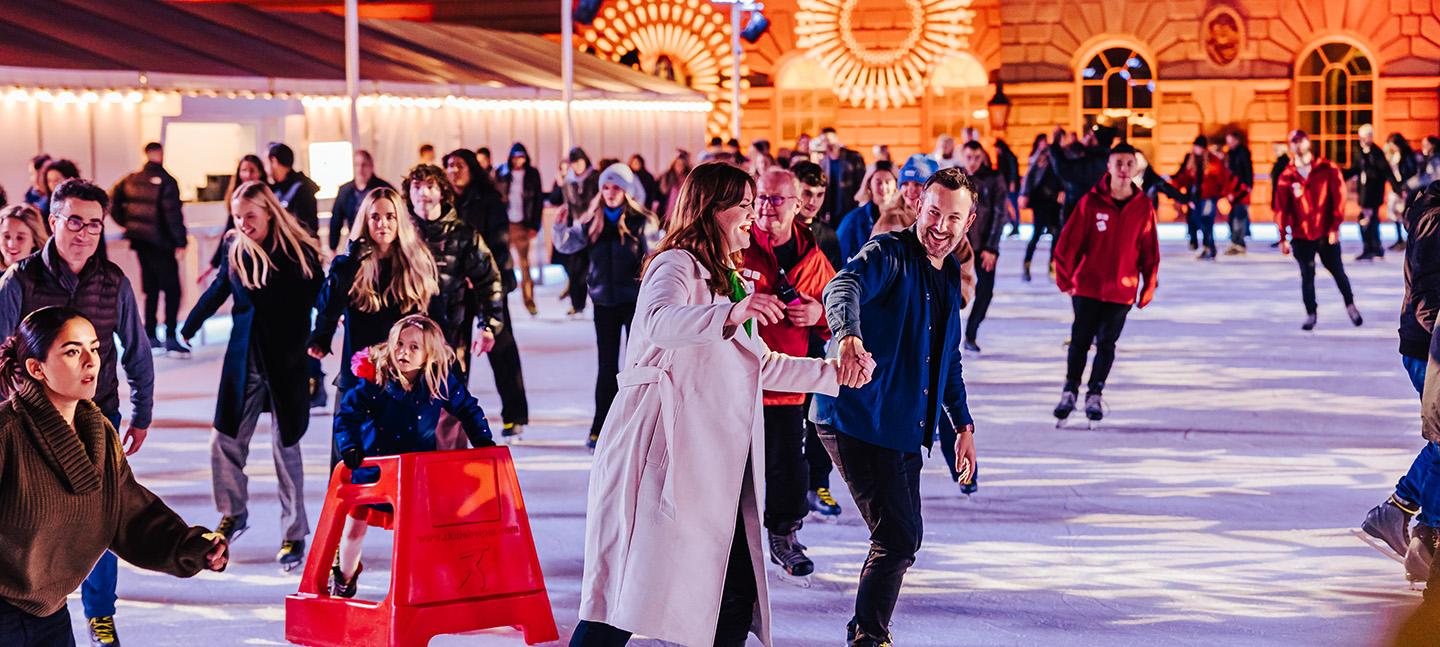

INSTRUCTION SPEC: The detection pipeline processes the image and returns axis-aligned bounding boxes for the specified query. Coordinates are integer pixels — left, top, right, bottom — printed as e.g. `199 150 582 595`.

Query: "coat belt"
616 364 678 520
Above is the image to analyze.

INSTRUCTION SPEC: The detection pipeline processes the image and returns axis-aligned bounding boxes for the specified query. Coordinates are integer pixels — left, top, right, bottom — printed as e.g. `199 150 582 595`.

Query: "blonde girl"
0 204 49 269
179 180 324 572
329 314 494 597
309 187 439 392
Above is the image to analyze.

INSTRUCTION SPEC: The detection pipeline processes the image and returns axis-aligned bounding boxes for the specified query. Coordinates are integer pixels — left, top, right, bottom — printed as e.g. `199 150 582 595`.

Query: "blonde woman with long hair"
309 187 439 393
328 314 494 597
179 180 324 572
0 203 48 269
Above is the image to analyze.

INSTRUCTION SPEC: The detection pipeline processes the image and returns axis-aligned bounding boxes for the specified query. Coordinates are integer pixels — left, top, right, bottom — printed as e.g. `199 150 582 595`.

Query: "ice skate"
768 530 814 587
1085 393 1104 429
277 539 305 573
585 431 599 453
807 488 842 523
500 422 524 445
1355 497 1414 562
1301 313 1317 331
1347 304 1364 327
1053 390 1077 427
330 561 362 599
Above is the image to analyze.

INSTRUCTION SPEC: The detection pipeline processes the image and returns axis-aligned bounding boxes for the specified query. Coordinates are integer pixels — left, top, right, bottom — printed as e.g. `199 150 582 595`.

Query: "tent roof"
0 0 701 100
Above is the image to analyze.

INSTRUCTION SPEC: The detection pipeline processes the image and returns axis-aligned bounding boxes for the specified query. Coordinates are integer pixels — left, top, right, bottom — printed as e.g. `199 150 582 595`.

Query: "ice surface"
81 238 1422 646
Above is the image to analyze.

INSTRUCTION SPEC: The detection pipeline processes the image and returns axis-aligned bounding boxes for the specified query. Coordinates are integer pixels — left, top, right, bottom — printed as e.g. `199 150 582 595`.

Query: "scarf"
727 270 752 337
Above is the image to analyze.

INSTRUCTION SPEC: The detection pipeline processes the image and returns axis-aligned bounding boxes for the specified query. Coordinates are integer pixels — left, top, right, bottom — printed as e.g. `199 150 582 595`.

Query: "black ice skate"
768 530 814 587
1053 391 1078 428
1406 525 1436 589
1085 393 1104 429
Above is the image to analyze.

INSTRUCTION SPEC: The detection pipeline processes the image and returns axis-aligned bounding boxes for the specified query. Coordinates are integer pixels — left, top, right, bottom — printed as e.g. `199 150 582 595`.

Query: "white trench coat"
578 249 839 646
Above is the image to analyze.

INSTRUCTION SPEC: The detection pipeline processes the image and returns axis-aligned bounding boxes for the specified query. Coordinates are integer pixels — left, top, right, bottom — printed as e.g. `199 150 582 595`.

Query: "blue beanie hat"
899 154 937 185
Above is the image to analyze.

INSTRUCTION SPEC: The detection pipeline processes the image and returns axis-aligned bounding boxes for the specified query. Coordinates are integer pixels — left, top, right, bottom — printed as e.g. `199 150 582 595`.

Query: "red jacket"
740 222 837 406
1054 176 1160 306
1274 158 1345 242
1170 151 1235 202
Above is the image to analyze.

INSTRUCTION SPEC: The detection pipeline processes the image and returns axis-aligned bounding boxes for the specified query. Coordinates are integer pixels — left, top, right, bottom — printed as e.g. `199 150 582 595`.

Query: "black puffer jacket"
271 171 320 233
110 162 186 249
552 202 659 307
1400 182 1440 360
413 207 504 349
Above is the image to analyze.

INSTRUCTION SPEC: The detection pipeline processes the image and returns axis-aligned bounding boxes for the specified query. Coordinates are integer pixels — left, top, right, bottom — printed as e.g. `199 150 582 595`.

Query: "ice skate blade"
1352 529 1407 564
808 511 840 524
1087 419 1102 430
1054 417 1068 428
1410 579 1429 591
776 570 813 588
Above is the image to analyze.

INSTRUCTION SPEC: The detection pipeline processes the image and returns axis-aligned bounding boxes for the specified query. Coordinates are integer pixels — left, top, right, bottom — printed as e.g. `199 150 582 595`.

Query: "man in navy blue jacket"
811 166 978 647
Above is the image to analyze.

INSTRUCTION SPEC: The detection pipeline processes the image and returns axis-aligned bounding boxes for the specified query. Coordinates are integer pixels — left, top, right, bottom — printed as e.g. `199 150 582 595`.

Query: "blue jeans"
81 409 123 619
1396 356 1440 526
1192 199 1217 254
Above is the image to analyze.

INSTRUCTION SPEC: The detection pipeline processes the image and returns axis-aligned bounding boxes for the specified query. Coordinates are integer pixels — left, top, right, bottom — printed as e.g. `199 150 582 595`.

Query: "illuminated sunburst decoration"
795 0 975 109
583 0 747 139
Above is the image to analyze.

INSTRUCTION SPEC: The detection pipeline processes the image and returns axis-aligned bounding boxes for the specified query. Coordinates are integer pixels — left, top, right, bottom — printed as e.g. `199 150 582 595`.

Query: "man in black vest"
0 178 156 647
111 142 188 355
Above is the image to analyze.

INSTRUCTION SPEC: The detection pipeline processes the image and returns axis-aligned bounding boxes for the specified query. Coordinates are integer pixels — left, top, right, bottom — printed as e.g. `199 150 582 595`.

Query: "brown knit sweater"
0 382 213 616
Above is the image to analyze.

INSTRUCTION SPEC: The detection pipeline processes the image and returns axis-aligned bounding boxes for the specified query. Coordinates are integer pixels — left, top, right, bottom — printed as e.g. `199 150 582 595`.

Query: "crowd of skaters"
1 114 1440 647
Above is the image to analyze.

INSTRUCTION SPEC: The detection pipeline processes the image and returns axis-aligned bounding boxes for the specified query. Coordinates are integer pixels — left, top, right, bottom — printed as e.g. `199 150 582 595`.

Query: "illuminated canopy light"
0 85 711 113
795 0 976 109
583 0 746 138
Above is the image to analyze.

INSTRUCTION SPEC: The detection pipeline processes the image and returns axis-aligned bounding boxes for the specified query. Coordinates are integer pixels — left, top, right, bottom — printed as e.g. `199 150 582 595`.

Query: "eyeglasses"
59 216 104 234
755 194 795 208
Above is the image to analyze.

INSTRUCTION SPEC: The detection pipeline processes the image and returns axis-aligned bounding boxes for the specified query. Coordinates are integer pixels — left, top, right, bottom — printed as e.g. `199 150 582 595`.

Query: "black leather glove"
341 447 364 470
474 435 497 449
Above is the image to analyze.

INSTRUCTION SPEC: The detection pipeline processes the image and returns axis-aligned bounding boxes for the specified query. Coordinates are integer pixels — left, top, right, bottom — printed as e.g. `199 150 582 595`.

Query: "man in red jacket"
740 167 838 580
1052 143 1159 424
1275 130 1364 331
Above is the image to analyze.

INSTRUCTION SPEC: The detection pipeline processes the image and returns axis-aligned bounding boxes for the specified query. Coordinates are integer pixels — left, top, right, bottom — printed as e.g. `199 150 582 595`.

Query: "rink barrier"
285 448 559 646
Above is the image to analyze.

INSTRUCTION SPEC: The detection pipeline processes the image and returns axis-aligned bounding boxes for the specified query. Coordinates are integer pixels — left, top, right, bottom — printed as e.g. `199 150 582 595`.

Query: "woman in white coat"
573 162 866 647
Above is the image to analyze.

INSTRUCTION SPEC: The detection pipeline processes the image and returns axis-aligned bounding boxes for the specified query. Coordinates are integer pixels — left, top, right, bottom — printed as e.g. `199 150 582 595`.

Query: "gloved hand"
341 447 364 470
474 435 497 449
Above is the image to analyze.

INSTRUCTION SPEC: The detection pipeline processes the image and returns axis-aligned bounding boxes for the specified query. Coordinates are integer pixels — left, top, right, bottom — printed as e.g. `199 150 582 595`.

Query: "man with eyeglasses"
740 167 838 582
0 178 156 647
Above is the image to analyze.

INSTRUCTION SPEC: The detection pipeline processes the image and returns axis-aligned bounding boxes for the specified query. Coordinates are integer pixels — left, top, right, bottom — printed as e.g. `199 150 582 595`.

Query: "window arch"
1078 46 1155 146
774 56 839 145
927 52 990 140
1296 42 1374 167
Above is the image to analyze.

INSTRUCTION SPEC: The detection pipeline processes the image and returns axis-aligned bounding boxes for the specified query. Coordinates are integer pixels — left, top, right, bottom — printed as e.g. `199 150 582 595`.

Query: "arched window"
1296 42 1373 167
1079 47 1155 146
774 56 838 144
927 53 990 140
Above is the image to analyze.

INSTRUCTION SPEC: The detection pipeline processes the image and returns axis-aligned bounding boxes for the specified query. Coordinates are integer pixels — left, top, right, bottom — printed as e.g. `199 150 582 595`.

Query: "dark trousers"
591 302 636 437
1065 296 1132 395
1188 199 1217 254
805 417 832 491
965 260 996 342
1023 201 1060 265
819 426 923 644
1229 203 1250 245
1291 238 1355 314
570 511 756 647
764 404 808 534
1360 207 1384 256
0 599 75 647
485 299 530 425
567 250 590 312
133 241 181 341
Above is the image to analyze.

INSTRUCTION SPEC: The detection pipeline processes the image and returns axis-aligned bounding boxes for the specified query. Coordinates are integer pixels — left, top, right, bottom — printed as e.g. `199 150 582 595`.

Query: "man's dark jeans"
764 404 809 534
818 425 923 645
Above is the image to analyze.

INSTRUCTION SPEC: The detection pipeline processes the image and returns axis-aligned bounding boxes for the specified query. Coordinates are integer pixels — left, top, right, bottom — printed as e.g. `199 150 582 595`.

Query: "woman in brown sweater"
0 306 228 646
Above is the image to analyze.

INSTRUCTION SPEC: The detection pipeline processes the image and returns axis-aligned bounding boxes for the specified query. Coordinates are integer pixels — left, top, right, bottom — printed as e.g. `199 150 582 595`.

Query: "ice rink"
84 234 1427 646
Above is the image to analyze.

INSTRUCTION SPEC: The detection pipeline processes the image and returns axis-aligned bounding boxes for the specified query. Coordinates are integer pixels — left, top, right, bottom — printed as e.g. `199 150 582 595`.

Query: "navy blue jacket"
811 228 972 453
334 371 493 483
836 202 878 263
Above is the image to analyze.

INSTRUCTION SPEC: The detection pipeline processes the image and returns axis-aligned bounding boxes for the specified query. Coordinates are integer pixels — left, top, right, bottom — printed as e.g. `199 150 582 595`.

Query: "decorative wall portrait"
1202 6 1244 67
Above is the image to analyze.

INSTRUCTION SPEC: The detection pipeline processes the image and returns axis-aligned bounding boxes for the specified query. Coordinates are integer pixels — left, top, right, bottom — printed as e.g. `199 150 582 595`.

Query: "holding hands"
835 336 875 389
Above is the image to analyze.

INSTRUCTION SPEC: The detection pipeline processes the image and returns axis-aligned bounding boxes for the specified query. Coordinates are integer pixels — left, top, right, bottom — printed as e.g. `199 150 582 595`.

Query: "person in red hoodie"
1275 130 1364 331
1052 143 1159 424
1170 136 1234 261
740 167 837 580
